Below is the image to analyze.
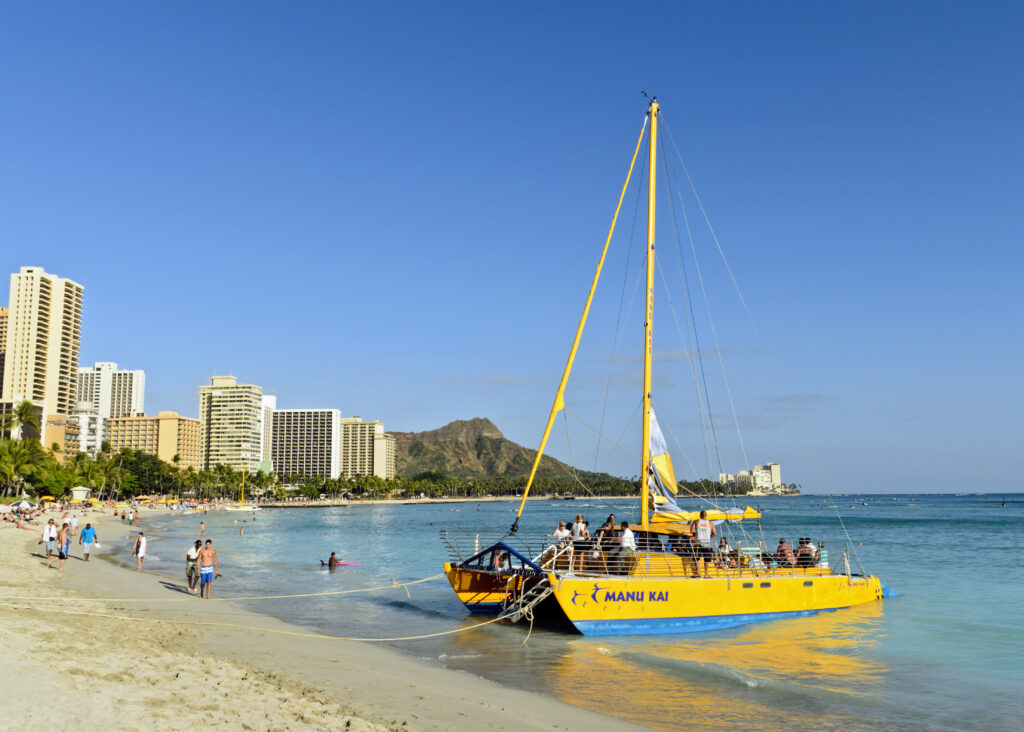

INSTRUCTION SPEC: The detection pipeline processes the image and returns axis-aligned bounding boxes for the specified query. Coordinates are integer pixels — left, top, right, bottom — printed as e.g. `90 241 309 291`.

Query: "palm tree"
1 400 41 440
0 439 45 496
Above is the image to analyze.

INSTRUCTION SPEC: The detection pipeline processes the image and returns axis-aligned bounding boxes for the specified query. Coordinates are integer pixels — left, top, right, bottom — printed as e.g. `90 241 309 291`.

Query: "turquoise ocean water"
121 494 1023 731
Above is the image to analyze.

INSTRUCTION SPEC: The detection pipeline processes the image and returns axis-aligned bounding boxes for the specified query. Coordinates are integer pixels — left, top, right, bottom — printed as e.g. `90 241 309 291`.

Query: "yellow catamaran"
443 98 885 635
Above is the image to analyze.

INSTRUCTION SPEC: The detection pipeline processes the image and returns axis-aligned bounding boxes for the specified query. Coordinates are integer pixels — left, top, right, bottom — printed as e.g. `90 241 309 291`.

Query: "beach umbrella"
40 495 55 501
10 500 37 509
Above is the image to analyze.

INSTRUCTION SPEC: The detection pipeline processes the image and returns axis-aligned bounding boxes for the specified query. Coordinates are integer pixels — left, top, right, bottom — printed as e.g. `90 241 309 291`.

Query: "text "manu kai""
604 590 669 602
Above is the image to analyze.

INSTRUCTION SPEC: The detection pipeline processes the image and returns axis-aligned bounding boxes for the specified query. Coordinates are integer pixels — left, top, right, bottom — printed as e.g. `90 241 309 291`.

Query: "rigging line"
559 408 637 516
660 114 861 566
560 408 594 496
658 129 722 476
594 144 649 472
665 136 750 477
658 145 718 478
564 405 642 462
660 133 742 522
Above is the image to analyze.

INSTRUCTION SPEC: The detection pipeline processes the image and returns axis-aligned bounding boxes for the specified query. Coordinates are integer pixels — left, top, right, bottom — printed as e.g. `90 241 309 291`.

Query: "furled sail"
648 409 761 524
648 409 684 518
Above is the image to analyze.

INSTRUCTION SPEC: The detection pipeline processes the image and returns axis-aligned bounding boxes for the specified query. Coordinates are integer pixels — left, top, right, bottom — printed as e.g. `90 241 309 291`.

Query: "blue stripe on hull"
571 607 849 636
464 602 504 614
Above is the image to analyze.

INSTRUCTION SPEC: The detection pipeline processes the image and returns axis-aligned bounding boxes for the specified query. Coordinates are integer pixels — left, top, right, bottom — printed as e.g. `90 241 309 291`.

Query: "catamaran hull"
543 573 884 636
443 563 541 614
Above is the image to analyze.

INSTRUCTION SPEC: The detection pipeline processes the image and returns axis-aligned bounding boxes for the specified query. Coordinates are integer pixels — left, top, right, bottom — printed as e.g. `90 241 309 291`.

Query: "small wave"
438 652 483 660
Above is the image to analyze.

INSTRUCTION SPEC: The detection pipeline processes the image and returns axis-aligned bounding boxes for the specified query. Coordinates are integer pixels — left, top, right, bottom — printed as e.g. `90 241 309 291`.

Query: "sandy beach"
0 510 643 731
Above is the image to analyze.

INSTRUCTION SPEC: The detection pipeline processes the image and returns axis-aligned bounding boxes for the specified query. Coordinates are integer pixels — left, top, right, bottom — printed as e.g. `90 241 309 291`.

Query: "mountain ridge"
392 417 626 484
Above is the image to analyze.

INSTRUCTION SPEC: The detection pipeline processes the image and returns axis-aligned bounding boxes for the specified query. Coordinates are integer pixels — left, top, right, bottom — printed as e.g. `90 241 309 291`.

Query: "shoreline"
0 509 645 731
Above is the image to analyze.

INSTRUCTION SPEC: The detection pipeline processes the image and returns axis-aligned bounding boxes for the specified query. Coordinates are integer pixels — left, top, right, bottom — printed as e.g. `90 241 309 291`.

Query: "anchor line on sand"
0 585 552 644
0 572 447 603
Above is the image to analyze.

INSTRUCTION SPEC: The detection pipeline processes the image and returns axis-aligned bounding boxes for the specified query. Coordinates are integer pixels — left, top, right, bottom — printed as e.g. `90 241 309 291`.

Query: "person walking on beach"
131 532 147 572
79 523 97 562
48 522 70 571
197 540 220 599
39 519 57 560
186 540 201 593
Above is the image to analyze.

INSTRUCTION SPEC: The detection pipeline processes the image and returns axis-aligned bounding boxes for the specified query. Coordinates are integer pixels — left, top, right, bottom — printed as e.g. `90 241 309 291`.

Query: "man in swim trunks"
185 540 202 593
49 523 71 571
197 539 219 599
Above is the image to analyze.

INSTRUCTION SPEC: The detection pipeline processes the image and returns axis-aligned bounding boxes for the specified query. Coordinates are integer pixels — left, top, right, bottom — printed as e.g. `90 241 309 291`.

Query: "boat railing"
440 530 568 565
441 530 844 580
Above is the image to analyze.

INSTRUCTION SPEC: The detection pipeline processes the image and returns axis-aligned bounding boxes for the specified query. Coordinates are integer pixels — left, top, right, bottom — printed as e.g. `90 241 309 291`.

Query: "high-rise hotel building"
1 266 83 417
106 411 201 470
198 375 264 473
77 362 145 418
339 417 396 479
0 306 8 395
271 409 341 479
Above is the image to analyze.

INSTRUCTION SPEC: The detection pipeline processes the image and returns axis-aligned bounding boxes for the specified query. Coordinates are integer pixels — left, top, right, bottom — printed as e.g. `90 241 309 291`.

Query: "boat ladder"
502 580 554 623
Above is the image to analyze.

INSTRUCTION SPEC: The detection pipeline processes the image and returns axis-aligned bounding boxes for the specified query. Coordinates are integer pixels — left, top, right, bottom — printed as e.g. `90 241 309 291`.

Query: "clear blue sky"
2 2 1021 492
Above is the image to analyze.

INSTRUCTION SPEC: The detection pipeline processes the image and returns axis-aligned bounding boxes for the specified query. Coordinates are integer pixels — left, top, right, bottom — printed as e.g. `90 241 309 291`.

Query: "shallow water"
125 494 1024 731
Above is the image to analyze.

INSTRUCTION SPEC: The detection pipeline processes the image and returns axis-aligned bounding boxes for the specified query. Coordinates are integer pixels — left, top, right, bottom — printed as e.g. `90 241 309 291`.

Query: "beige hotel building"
198 375 265 473
339 416 396 480
105 411 201 470
2 266 83 417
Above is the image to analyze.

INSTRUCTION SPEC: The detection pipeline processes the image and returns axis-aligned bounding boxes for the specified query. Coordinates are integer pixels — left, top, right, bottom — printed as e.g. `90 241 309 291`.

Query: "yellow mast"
640 98 658 529
509 113 649 533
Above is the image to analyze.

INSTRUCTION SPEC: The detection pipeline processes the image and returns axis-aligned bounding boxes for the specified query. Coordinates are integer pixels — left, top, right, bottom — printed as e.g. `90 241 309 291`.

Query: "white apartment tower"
271 408 341 479
77 361 145 419
339 417 396 480
0 306 8 395
198 375 264 473
259 394 276 472
2 266 84 416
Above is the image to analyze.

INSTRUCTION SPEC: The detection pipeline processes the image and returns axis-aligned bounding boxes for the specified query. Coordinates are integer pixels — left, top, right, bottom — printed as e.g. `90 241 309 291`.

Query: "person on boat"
776 538 796 568
691 510 716 578
490 551 510 570
570 515 590 572
717 536 735 569
612 521 636 574
804 537 817 560
796 538 815 568
552 521 571 544
594 515 617 543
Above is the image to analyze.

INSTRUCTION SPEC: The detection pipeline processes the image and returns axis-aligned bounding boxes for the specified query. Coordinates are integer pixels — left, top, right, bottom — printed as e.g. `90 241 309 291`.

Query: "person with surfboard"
321 552 360 568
